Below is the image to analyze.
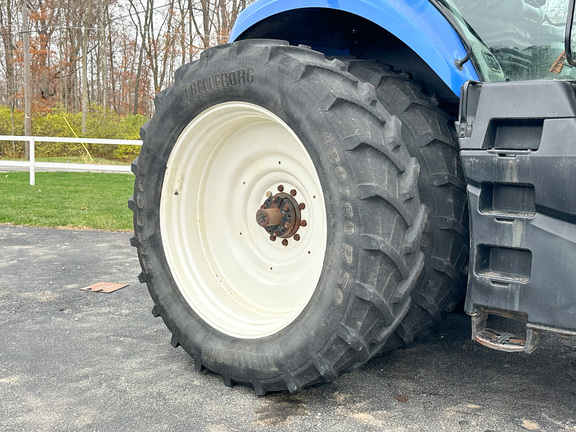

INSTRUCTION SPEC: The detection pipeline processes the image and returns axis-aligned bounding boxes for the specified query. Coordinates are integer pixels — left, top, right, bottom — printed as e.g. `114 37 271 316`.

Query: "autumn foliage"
0 104 147 161
0 0 253 158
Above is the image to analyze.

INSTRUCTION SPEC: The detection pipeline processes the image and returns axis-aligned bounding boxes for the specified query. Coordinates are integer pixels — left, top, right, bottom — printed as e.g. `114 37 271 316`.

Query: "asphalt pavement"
1 225 575 432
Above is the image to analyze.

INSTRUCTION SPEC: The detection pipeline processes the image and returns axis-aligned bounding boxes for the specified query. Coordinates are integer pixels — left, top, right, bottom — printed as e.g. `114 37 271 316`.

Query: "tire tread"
346 60 469 352
130 41 428 395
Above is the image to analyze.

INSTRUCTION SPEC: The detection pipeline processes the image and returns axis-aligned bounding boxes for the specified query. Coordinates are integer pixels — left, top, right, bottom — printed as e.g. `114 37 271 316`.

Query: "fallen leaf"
521 419 540 430
396 394 409 403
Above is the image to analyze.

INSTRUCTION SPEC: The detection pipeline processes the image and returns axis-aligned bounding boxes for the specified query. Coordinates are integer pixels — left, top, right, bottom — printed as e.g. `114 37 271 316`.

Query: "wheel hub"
256 185 307 246
161 102 327 338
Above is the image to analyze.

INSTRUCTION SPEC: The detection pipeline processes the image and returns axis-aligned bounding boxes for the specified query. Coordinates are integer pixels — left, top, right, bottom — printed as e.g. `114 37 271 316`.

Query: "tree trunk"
130 0 153 115
107 6 117 112
0 0 16 126
81 3 92 135
23 4 31 158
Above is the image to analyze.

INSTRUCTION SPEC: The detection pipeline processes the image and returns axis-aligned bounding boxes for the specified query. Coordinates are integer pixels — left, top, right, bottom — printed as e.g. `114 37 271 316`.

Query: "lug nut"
266 191 272 198
290 189 297 196
282 239 289 247
300 220 307 227
294 234 301 241
298 203 306 210
277 185 284 192
270 235 276 241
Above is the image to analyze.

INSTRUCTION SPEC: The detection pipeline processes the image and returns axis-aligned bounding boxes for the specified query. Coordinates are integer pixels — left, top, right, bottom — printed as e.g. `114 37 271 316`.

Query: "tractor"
128 0 576 395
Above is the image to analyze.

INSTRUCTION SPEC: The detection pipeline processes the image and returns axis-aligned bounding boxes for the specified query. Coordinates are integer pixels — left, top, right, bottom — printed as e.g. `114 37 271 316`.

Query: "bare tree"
0 0 17 131
0 0 254 121
81 2 92 134
128 0 153 114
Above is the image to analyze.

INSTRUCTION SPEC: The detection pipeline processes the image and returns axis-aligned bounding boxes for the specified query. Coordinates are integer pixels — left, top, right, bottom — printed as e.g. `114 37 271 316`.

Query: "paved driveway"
1 225 575 431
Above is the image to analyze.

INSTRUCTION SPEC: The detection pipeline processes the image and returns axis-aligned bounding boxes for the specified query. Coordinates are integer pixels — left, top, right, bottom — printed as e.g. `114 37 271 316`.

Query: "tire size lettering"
324 137 356 270
137 177 146 192
333 287 344 304
327 147 340 164
338 187 351 197
184 68 254 99
136 233 153 272
320 133 334 145
341 243 354 264
141 255 153 273
341 202 354 218
136 193 145 209
334 166 348 181
337 270 351 289
343 220 355 236
202 346 276 371
137 234 149 255
136 212 144 227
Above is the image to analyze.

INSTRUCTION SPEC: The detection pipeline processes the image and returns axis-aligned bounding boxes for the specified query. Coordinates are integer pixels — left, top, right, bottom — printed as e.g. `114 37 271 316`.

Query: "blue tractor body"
230 0 479 95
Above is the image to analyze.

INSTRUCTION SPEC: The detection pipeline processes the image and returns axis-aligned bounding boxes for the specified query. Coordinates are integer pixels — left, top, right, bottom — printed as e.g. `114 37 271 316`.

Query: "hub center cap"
256 185 307 245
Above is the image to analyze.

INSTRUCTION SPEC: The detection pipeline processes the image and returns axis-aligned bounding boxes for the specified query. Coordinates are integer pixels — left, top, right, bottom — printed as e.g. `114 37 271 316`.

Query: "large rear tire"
346 61 469 350
129 41 426 394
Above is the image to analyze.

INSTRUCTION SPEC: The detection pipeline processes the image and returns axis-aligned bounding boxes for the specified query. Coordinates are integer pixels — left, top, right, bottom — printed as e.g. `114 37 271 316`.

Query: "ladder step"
475 328 525 353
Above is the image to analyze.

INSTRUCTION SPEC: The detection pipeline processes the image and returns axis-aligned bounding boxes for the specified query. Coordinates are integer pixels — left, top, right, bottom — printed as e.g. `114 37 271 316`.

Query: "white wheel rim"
160 102 327 339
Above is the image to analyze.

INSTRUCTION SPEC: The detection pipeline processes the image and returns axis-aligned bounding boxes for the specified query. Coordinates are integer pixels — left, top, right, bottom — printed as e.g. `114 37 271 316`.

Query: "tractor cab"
450 0 575 81
455 0 576 352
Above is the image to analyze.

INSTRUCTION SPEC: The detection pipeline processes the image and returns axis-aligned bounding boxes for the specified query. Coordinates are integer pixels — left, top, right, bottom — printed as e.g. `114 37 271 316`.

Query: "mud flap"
457 80 576 351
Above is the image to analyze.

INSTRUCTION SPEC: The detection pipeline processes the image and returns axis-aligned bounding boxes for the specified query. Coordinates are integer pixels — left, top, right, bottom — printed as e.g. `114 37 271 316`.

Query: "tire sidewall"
134 43 364 381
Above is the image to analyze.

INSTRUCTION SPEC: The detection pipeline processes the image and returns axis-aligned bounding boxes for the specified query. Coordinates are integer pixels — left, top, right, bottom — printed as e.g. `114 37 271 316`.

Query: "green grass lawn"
0 172 134 231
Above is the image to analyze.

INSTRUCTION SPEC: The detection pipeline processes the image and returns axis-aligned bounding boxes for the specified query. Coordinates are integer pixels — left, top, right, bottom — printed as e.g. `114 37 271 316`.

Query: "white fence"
0 135 142 185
